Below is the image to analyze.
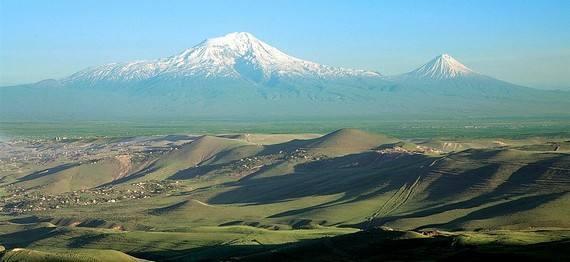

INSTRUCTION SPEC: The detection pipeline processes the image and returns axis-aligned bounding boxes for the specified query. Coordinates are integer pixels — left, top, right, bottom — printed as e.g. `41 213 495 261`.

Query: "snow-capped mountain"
65 32 380 84
404 53 476 80
392 53 535 98
2 34 568 121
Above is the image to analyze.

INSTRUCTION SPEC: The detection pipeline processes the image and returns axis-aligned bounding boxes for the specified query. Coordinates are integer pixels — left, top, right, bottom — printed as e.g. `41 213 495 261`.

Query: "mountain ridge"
64 32 382 85
0 32 563 92
0 32 550 92
1 32 569 120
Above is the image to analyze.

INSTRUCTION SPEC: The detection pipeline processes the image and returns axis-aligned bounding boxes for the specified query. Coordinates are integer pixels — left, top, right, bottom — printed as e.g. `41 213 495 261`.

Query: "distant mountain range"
1 32 568 120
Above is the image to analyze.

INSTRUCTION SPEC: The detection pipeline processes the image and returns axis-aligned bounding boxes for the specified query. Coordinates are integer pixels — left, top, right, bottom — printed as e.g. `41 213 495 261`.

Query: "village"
0 135 195 175
0 180 181 214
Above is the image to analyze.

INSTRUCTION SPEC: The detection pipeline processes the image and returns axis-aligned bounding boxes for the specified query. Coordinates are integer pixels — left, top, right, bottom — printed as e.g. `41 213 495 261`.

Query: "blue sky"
1 0 569 89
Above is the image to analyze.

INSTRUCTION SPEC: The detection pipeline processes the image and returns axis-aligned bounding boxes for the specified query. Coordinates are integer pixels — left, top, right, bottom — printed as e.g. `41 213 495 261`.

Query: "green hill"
1 129 569 260
229 228 570 261
145 135 263 180
301 128 398 156
13 156 145 194
1 248 138 262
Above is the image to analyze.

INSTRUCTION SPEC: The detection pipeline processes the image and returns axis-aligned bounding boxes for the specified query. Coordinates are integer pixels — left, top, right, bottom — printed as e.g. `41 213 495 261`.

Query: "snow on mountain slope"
65 32 381 84
390 53 538 98
405 53 477 80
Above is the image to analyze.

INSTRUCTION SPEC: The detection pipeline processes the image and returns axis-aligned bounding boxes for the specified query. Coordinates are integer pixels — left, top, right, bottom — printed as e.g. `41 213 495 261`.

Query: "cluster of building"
0 180 180 214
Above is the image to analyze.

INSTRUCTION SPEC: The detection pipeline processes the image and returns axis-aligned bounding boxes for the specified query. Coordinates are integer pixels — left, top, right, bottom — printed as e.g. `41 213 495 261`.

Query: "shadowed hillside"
1 129 569 261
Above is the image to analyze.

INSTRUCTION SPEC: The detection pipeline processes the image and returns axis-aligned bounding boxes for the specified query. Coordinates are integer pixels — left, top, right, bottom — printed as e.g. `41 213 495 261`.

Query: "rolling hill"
9 129 568 231
1 129 570 260
1 248 139 262
12 155 148 194
301 128 398 156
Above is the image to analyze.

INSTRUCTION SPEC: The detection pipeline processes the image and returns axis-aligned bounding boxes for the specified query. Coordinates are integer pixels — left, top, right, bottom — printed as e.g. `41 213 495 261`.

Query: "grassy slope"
13 156 150 194
143 135 264 181
301 128 398 156
231 228 570 261
1 248 137 262
10 130 570 232
0 224 355 261
1 129 570 260
2 224 569 261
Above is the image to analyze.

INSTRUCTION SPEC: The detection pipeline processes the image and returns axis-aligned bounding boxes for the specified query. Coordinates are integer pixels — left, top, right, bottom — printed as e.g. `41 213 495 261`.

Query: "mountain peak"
213 32 257 41
66 32 380 83
407 53 476 80
202 32 262 48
